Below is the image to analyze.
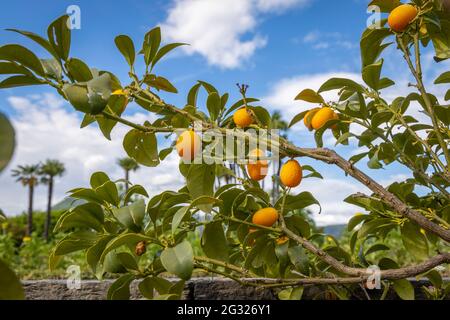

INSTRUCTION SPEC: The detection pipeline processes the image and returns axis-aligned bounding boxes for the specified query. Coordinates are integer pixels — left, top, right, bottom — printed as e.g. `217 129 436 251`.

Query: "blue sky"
0 0 448 225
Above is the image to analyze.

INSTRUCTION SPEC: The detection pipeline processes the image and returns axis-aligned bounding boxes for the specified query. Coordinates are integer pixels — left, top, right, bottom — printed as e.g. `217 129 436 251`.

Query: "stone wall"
22 278 449 300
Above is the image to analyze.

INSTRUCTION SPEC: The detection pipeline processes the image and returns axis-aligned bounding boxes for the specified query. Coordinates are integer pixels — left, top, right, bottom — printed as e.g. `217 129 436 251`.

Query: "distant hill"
322 224 346 238
51 197 85 212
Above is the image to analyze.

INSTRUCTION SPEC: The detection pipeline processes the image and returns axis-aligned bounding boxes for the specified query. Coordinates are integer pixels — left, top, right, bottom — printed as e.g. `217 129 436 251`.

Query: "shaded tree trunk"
27 184 34 237
44 177 53 242
125 169 129 193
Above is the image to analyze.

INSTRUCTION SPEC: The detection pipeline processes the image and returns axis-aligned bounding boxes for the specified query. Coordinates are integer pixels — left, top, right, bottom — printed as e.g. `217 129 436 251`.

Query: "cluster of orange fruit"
175 107 304 232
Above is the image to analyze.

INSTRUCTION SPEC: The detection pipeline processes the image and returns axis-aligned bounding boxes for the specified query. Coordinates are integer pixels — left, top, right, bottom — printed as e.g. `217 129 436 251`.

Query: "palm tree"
270 111 289 201
39 159 66 241
117 157 139 192
12 164 40 236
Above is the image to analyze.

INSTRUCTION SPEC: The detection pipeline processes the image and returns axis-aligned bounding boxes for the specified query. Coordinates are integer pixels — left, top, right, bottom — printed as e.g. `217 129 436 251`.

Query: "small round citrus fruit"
252 207 279 227
280 159 303 188
246 148 268 181
176 130 201 161
233 108 253 128
311 107 337 130
303 108 319 130
388 4 418 32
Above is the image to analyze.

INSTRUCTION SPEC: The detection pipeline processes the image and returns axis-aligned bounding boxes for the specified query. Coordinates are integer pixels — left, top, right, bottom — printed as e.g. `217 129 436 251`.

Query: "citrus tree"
0 0 449 300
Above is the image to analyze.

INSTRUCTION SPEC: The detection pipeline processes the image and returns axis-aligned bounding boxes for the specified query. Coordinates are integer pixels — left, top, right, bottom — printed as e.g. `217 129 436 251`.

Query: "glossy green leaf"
66 58 93 81
115 35 135 67
153 43 187 66
112 199 146 230
0 113 15 173
123 129 159 167
123 185 149 204
362 59 383 90
393 279 414 300
47 15 71 61
0 259 25 300
100 233 151 262
107 274 135 300
401 221 429 261
0 44 45 76
202 221 229 262
90 171 110 189
0 75 44 88
160 241 194 280
295 88 324 103
142 27 161 66
206 92 222 121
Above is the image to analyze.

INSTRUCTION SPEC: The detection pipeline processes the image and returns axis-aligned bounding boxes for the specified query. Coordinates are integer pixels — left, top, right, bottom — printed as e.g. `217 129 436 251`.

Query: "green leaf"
206 92 222 121
95 180 119 207
401 221 429 261
202 221 229 262
360 27 391 67
115 35 135 67
288 245 309 275
362 59 383 90
138 277 155 299
6 28 59 61
0 61 32 75
423 269 442 289
186 164 215 210
0 113 15 173
153 43 187 66
248 106 271 128
47 15 71 61
142 27 161 66
160 241 194 280
66 58 93 81
123 185 149 204
364 243 390 256
144 74 177 93
86 235 115 274
90 171 110 188
0 259 24 300
434 71 450 84
318 78 364 93
393 279 415 300
100 232 151 263
123 129 159 167
107 274 135 300
358 218 393 238
0 75 44 88
54 231 98 255
116 252 139 271
171 207 189 234
347 214 369 231
295 89 324 103
278 286 303 300
0 44 45 76
54 203 104 232
288 110 309 128
277 192 321 214
187 83 201 107
112 199 146 231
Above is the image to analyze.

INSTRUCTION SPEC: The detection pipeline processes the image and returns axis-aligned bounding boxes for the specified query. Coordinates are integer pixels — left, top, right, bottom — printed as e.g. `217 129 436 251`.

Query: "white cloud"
301 31 357 50
160 0 311 69
0 94 184 215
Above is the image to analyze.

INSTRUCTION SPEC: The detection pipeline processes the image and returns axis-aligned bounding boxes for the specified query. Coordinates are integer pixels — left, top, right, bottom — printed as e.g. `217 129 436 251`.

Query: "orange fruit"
280 159 303 188
303 108 319 130
388 4 418 32
176 130 201 161
233 108 253 128
246 148 268 181
276 236 289 245
252 207 279 227
311 107 337 130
